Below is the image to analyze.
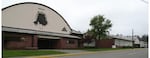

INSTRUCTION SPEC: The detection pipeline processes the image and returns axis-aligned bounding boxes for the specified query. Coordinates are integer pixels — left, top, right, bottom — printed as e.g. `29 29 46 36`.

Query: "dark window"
67 39 75 44
31 36 34 47
4 37 22 41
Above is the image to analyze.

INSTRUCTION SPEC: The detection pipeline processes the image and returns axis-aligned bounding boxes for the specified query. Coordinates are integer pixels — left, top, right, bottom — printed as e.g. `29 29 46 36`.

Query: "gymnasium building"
2 2 83 49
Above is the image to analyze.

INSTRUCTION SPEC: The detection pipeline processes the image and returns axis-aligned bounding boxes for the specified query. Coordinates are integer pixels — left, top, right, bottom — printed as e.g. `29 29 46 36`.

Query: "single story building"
96 35 143 48
96 35 134 48
2 2 82 49
139 38 148 48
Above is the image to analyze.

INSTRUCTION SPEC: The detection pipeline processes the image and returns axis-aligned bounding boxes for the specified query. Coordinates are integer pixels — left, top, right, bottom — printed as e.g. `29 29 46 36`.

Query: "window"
67 39 75 44
4 37 22 41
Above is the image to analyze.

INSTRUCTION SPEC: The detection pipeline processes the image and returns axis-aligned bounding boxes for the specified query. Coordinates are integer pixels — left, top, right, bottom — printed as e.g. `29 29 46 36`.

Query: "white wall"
83 41 95 47
2 3 71 34
140 41 148 48
133 37 140 44
115 39 133 47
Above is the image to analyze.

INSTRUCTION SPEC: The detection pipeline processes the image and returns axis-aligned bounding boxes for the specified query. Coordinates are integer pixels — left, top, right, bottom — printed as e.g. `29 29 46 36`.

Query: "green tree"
141 35 148 42
89 15 112 40
83 29 95 43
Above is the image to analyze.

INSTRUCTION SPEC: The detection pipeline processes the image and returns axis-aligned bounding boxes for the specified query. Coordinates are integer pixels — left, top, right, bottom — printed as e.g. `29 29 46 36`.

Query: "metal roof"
2 26 80 39
71 29 82 34
109 35 140 43
109 35 133 41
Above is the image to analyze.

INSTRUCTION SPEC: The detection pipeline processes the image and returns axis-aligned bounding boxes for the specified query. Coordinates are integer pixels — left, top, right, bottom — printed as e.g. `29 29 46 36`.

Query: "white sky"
2 0 148 36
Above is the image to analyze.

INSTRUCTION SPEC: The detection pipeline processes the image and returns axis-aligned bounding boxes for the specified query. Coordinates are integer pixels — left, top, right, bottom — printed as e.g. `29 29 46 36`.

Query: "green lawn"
79 48 131 51
3 50 65 58
3 48 133 58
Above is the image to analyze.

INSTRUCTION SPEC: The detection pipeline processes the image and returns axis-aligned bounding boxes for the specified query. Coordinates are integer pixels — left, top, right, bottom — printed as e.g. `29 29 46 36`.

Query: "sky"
2 0 148 36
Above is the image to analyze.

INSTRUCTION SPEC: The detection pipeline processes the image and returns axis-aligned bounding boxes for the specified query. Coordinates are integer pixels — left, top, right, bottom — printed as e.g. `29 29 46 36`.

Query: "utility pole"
132 29 134 49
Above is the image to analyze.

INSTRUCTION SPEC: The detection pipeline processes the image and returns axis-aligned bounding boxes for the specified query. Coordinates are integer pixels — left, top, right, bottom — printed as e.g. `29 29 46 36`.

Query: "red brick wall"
50 39 61 49
3 32 79 49
6 41 26 49
24 35 38 49
96 39 114 48
3 32 38 49
59 38 78 49
33 35 38 48
78 39 84 48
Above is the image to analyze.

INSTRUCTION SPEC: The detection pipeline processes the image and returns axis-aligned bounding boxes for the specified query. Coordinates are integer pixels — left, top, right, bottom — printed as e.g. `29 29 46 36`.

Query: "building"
71 29 84 48
96 35 143 48
2 2 82 49
96 35 134 48
139 38 148 48
132 36 140 48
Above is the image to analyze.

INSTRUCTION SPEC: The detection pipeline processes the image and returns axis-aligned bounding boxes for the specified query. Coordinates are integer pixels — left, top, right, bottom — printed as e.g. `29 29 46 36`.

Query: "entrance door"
38 38 59 49
38 39 51 49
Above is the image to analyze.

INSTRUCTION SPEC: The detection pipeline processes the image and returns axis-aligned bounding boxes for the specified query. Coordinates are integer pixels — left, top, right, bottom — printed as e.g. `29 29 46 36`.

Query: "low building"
71 29 84 48
111 36 133 48
2 2 81 49
96 35 143 48
96 35 134 48
139 39 148 48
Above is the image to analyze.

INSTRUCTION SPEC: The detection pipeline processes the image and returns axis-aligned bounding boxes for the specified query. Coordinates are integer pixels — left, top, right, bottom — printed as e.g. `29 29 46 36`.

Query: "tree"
141 35 148 42
83 29 96 47
83 29 95 43
89 15 112 40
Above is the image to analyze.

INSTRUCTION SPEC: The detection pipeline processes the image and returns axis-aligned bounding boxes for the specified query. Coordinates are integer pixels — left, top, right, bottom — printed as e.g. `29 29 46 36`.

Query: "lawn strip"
3 50 65 58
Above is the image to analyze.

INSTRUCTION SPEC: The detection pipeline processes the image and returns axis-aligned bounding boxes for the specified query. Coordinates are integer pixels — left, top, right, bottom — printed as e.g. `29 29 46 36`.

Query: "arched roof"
2 2 72 31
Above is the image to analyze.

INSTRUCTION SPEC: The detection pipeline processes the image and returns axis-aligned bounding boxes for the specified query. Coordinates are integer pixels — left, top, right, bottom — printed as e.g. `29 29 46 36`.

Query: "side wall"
96 39 114 48
59 38 78 49
114 39 133 47
3 32 79 49
2 3 71 34
3 32 38 49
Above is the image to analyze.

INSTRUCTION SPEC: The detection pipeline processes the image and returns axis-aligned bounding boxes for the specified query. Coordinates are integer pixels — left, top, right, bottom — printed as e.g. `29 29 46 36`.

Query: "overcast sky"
2 0 148 36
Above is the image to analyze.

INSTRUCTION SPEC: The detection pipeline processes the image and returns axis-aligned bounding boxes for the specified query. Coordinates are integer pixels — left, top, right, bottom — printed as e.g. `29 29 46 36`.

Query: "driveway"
57 48 148 58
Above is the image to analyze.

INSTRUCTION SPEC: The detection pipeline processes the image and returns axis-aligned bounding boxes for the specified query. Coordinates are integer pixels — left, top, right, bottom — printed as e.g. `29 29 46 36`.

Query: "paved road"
52 49 88 53
57 48 148 58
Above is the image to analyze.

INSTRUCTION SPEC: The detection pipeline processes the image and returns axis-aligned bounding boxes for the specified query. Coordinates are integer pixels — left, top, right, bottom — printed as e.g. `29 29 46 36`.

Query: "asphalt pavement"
57 48 148 58
52 49 88 53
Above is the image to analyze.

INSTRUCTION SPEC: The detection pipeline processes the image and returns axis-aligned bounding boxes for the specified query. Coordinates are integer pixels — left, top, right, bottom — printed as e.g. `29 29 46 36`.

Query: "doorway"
38 38 59 49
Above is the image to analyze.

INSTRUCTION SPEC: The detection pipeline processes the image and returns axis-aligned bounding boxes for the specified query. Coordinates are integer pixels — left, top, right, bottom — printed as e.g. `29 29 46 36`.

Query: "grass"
3 48 133 58
79 48 131 51
3 50 65 58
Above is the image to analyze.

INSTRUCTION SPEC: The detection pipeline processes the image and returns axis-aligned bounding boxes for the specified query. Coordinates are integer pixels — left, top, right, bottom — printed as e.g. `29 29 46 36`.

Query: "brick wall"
96 39 114 48
59 38 78 49
3 32 38 49
3 32 79 49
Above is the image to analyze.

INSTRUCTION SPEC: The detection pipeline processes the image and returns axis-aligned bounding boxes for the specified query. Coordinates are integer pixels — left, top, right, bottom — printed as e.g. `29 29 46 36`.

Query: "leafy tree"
89 15 112 40
83 29 96 47
141 35 148 42
83 29 95 43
